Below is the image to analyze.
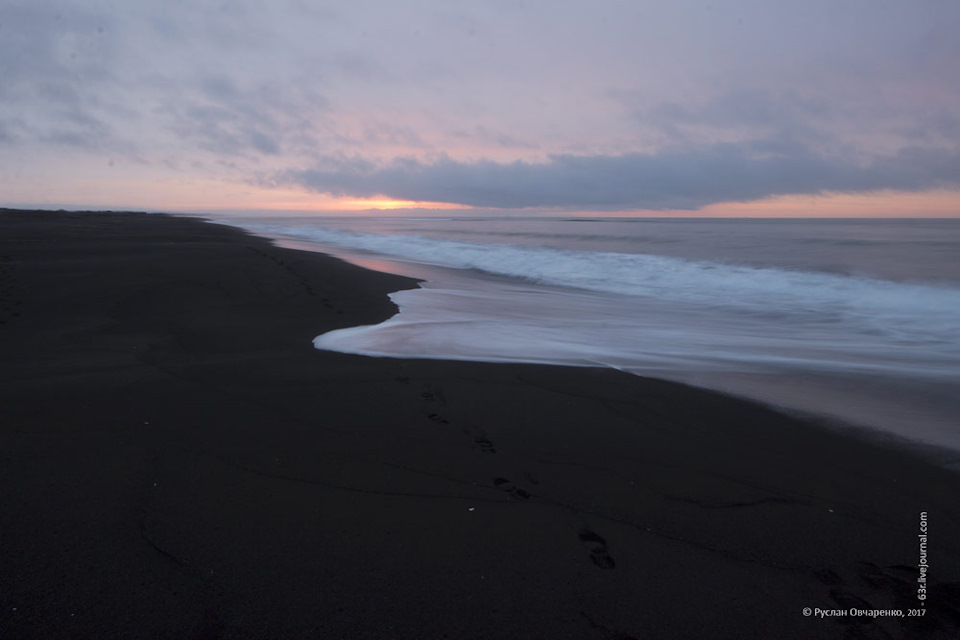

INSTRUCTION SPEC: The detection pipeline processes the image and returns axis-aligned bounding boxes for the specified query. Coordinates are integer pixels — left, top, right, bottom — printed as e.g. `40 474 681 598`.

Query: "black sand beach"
1 209 959 639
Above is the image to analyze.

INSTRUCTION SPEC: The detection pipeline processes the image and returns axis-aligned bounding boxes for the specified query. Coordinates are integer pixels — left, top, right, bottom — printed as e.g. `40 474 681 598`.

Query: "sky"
1 0 959 217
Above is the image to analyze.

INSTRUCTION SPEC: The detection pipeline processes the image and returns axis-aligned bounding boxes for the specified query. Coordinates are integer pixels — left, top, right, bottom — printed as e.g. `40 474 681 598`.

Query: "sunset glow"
337 198 472 212
1 2 958 218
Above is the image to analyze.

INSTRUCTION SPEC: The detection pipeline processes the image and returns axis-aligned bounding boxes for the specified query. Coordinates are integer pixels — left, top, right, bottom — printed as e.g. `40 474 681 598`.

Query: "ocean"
214 214 960 457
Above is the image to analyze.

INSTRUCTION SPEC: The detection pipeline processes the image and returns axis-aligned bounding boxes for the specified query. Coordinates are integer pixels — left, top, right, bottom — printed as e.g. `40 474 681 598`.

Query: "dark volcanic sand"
1 208 959 639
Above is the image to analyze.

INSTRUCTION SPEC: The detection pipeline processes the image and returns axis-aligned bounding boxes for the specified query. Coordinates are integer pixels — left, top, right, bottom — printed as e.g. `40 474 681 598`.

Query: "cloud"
0 1 330 161
0 3 125 151
634 89 833 147
163 91 286 158
277 143 960 210
2 1 959 212
448 125 540 151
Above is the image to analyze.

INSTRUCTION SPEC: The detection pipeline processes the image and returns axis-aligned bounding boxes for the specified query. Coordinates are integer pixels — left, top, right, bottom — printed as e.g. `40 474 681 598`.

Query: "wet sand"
1 208 958 639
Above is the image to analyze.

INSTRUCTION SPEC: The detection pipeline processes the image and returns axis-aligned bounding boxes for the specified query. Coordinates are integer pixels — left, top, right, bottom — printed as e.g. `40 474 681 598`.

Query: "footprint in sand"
812 563 960 636
492 477 531 501
420 383 446 406
813 568 844 586
579 529 616 570
427 412 450 425
471 432 497 454
419 383 451 424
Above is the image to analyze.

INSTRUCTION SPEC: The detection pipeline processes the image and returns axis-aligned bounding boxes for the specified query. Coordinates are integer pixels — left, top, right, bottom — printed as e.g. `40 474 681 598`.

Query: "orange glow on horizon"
4 172 958 218
578 190 960 219
337 197 471 211
699 190 960 218
268 189 960 218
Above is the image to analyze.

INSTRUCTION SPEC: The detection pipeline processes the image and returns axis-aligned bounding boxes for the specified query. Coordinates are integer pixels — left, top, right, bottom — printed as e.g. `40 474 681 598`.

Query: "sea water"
216 215 960 455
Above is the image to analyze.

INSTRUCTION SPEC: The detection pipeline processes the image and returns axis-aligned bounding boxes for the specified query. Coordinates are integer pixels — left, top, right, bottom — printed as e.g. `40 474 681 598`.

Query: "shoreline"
2 208 959 639
230 217 960 459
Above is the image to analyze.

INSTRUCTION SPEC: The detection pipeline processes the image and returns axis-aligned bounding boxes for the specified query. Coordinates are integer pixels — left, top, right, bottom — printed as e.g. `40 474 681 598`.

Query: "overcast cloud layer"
1 0 959 211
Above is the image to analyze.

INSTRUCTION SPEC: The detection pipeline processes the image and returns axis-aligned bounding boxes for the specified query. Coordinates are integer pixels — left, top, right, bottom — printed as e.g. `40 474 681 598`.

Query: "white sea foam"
230 218 960 452
242 222 960 349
